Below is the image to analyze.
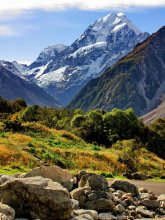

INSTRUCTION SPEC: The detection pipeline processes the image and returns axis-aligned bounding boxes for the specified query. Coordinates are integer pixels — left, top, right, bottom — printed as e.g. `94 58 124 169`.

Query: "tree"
0 96 12 113
21 105 39 122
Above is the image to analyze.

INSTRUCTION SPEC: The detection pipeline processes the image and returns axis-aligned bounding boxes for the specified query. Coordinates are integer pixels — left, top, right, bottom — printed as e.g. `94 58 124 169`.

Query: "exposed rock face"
0 176 72 220
111 180 139 197
69 26 165 116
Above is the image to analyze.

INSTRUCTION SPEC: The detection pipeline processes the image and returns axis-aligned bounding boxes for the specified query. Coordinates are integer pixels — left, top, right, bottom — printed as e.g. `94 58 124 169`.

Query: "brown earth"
109 180 165 196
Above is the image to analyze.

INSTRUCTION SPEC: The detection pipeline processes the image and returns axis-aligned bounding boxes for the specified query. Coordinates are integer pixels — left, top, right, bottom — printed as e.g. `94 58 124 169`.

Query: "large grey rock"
0 176 72 220
71 187 114 212
111 180 139 197
0 204 15 220
78 172 109 191
132 173 148 180
24 165 73 183
141 199 160 209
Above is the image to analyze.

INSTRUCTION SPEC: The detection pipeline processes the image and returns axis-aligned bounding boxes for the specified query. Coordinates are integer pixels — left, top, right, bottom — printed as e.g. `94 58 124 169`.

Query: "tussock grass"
0 122 164 176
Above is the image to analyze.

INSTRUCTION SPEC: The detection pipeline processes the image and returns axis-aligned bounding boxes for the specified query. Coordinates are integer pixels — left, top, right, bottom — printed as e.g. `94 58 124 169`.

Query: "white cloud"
0 25 16 36
0 0 165 14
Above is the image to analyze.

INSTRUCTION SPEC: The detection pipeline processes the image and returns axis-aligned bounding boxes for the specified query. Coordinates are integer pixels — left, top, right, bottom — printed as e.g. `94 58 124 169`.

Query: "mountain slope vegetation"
69 26 165 116
0 97 165 177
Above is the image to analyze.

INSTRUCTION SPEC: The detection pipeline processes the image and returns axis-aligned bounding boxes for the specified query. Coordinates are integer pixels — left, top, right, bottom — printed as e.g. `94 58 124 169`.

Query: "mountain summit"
68 26 165 116
24 13 149 105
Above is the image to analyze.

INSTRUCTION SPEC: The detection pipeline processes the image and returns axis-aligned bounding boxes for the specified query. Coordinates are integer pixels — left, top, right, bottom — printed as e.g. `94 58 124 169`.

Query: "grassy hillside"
0 96 165 177
0 121 164 177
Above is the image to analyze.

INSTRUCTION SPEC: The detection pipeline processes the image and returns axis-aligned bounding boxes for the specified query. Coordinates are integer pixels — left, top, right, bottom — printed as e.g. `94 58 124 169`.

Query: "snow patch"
37 66 68 87
70 42 107 58
112 23 126 32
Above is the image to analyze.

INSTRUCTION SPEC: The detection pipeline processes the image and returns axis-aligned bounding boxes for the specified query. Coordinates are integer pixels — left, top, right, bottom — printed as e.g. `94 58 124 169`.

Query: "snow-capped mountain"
0 60 29 79
12 61 29 73
25 12 149 105
0 60 24 78
0 61 60 107
30 44 68 69
69 26 165 116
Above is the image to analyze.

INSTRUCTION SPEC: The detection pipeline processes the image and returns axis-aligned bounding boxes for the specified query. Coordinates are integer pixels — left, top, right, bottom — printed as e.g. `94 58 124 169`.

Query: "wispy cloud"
0 0 165 15
0 25 16 36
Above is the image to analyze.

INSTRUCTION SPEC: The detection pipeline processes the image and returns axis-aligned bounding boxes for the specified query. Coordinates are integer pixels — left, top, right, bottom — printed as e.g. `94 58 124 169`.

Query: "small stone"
141 199 160 209
99 213 117 220
149 193 157 200
72 209 98 220
109 188 115 193
71 215 93 220
123 198 135 206
117 214 126 220
116 204 125 213
158 208 165 215
71 199 79 209
128 206 136 210
122 193 132 200
136 207 155 218
158 194 165 202
0 204 15 220
140 193 149 200
139 188 148 193
160 201 165 209
129 210 136 217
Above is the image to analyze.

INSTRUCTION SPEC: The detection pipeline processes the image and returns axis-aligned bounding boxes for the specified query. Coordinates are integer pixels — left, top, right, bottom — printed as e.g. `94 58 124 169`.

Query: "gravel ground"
109 180 165 196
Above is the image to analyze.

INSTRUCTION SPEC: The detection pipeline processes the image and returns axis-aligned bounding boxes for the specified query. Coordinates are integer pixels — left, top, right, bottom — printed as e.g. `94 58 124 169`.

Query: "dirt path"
109 180 165 196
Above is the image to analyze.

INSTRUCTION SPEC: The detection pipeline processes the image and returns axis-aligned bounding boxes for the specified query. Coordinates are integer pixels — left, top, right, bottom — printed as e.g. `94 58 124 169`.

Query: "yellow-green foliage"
0 122 164 176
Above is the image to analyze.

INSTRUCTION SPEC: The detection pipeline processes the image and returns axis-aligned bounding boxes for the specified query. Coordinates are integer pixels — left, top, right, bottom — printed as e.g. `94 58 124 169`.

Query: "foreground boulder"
111 180 139 197
78 172 109 191
23 165 73 183
0 204 15 220
0 176 72 220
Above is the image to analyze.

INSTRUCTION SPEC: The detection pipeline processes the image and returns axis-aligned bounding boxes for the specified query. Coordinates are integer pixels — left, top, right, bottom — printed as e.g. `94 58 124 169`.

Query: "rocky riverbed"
0 166 165 220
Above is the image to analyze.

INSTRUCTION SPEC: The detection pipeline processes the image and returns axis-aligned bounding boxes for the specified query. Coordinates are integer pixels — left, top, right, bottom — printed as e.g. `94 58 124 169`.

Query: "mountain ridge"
0 63 60 107
23 12 149 105
68 26 165 116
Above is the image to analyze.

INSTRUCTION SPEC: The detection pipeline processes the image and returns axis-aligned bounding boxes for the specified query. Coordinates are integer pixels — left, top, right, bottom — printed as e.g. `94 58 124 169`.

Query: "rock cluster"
0 166 165 220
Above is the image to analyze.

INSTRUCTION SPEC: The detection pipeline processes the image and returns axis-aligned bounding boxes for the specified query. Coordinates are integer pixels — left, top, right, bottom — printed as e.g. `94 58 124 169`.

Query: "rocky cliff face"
0 64 60 107
68 26 165 116
142 98 165 124
24 13 149 105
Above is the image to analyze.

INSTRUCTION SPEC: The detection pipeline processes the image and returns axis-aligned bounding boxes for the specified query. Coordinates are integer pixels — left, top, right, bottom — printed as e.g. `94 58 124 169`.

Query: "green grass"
0 122 165 176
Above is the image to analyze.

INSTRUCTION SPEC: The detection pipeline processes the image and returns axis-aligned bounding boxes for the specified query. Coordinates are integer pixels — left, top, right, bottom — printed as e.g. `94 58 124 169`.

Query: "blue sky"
0 3 164 64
